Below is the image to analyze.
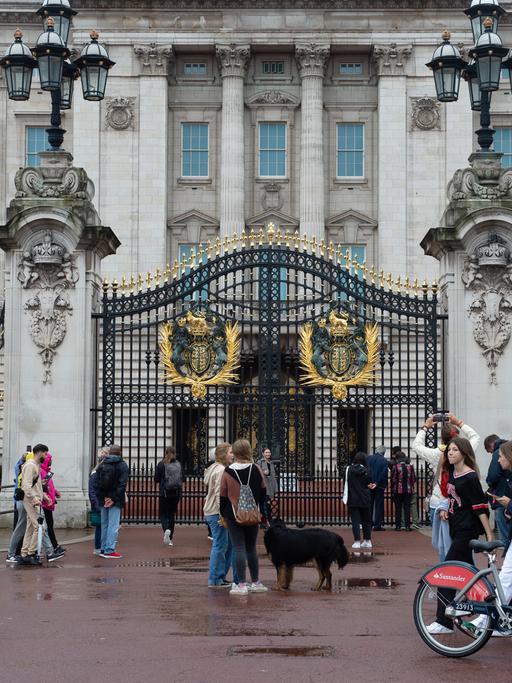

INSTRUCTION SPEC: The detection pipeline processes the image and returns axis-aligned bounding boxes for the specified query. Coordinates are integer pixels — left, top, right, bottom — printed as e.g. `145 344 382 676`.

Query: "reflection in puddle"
115 557 211 569
228 645 335 657
332 578 398 591
91 577 125 585
349 552 377 563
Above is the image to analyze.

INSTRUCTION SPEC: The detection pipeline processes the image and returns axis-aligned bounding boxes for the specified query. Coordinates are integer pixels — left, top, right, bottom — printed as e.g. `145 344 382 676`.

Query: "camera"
432 412 449 423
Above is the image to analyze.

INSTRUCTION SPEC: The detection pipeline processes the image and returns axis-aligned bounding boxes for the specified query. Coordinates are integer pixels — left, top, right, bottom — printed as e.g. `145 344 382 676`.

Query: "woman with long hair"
220 438 268 595
427 437 493 635
343 451 376 550
412 413 480 561
154 446 183 546
89 446 109 555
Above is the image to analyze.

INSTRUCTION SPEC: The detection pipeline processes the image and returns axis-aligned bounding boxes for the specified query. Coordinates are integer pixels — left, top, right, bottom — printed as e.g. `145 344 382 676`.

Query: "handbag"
342 467 349 505
88 510 101 527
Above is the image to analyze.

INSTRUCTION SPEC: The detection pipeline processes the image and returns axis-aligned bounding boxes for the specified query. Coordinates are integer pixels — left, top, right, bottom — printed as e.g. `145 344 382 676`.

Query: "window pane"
336 123 364 177
182 123 209 176
494 127 512 168
184 63 207 75
340 62 363 75
259 122 286 176
263 61 284 75
26 127 49 167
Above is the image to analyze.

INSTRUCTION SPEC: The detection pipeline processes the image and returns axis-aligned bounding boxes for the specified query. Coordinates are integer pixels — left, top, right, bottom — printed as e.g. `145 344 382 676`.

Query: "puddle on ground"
332 578 399 592
228 645 335 657
349 552 377 563
171 567 208 572
114 557 210 569
91 577 125 585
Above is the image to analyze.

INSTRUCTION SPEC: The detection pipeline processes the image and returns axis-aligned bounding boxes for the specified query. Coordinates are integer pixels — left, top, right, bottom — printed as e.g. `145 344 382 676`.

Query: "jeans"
371 488 385 528
226 519 259 584
350 506 372 541
429 507 452 562
100 505 122 553
94 524 102 550
495 506 511 550
8 500 26 556
206 514 237 585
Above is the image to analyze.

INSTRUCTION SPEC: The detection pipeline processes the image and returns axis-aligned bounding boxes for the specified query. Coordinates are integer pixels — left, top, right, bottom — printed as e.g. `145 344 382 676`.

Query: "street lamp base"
46 125 66 150
476 125 495 152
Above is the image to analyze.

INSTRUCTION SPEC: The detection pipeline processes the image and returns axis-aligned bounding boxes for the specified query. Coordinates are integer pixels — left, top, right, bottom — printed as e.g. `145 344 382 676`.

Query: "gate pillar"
0 151 120 527
421 152 512 456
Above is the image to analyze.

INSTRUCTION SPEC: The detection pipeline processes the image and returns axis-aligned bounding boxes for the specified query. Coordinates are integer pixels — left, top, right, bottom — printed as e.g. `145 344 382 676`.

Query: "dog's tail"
336 536 349 569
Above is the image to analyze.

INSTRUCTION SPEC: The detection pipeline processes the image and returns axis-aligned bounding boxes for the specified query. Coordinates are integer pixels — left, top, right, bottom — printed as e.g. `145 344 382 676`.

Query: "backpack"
163 461 182 494
232 465 261 526
95 461 117 495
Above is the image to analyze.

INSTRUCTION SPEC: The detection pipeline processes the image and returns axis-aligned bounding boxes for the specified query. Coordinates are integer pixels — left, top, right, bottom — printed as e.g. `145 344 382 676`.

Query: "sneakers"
209 581 232 589
168 540 174 547
19 554 42 566
492 630 512 637
230 583 249 595
352 541 361 549
93 549 102 555
53 545 66 554
163 529 171 545
6 554 18 564
427 622 453 634
47 549 65 563
207 535 213 541
248 581 268 593
361 540 373 549
100 551 123 559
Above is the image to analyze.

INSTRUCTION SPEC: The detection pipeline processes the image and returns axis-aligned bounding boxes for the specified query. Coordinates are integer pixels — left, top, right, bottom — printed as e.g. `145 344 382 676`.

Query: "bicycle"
413 539 512 657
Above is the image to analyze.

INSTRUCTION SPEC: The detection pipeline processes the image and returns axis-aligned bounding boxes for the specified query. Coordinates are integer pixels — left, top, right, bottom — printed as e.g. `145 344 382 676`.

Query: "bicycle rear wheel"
413 581 493 657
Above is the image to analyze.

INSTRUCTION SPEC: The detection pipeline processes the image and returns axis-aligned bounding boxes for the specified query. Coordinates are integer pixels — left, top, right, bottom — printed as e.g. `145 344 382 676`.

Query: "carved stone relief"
105 96 136 130
18 231 79 383
373 43 412 76
261 183 284 212
449 154 512 201
461 234 512 385
133 43 174 76
216 44 251 78
410 96 441 131
295 44 330 78
249 91 298 105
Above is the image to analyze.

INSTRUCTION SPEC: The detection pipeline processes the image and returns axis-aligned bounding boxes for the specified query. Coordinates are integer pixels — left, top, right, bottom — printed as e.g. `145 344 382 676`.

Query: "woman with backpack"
154 446 183 546
220 438 268 595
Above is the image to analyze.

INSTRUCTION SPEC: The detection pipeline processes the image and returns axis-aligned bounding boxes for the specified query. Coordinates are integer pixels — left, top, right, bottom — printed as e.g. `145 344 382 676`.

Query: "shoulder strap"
232 464 252 485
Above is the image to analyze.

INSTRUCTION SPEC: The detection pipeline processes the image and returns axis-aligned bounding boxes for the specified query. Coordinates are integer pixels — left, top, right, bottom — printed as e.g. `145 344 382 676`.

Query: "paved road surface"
0 525 509 682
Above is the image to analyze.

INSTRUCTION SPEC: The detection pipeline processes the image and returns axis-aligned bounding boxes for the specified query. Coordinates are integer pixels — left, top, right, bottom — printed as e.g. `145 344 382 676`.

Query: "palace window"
26 127 50 167
259 122 286 177
336 123 364 178
184 63 207 76
339 62 363 75
494 127 512 167
263 61 285 75
182 123 209 177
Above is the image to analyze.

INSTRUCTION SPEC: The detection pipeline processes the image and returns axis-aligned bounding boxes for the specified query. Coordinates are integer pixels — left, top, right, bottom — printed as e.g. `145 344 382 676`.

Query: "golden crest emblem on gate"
299 310 379 400
160 308 241 400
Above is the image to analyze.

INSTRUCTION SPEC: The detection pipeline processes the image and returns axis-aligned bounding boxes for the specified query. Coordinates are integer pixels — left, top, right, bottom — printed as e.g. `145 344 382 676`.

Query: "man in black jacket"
94 444 129 559
485 434 511 548
367 445 388 530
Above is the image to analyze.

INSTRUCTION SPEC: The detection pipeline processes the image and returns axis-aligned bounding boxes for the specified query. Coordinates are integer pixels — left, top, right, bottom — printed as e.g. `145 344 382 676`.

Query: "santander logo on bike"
432 571 466 583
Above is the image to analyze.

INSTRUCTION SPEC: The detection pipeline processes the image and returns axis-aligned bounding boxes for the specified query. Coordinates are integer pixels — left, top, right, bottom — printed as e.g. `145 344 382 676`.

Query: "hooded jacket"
40 454 59 511
94 454 129 507
486 438 509 499
203 462 225 516
21 455 43 507
345 464 372 508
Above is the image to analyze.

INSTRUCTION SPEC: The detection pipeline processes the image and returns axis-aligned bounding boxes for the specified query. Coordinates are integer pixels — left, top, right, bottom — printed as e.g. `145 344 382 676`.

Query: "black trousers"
394 493 412 530
436 532 476 627
159 494 181 537
43 508 59 549
226 519 259 584
350 506 372 541
371 488 385 528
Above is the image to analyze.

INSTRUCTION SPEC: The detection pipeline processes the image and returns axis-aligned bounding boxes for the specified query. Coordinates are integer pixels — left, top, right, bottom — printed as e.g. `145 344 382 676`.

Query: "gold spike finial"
432 279 439 296
302 233 308 251
267 222 275 244
102 278 110 293
129 275 135 293
258 228 265 246
249 229 256 248
293 231 300 249
112 279 119 294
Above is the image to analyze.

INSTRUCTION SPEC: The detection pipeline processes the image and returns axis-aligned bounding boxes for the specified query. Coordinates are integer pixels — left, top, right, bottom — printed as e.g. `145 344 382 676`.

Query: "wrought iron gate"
94 230 442 525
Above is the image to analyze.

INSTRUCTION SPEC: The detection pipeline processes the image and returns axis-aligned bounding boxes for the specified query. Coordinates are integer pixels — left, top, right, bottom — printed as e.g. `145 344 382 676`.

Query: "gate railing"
123 462 433 527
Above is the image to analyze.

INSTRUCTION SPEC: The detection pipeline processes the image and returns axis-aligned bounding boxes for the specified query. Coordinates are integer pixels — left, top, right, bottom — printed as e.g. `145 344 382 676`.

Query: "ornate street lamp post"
427 0 511 153
0 0 114 151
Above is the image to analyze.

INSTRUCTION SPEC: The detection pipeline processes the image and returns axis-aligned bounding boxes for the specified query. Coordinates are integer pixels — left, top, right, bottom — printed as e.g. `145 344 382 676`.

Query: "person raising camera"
412 413 480 561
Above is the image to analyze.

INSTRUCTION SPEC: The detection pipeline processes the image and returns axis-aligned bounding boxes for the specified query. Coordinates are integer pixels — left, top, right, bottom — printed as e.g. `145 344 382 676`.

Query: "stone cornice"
372 43 413 77
133 43 174 76
74 0 469 8
295 44 330 79
216 44 250 78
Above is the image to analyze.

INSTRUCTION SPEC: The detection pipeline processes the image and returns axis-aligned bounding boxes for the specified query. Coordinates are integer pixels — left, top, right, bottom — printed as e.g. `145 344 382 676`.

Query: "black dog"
263 519 349 591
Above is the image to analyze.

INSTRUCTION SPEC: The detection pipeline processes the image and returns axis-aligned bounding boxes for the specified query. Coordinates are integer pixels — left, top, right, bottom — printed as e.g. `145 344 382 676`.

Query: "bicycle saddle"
469 539 505 553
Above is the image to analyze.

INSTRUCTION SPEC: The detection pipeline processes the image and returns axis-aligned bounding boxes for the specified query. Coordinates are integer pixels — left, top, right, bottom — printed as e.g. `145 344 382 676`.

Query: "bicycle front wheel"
413 581 493 657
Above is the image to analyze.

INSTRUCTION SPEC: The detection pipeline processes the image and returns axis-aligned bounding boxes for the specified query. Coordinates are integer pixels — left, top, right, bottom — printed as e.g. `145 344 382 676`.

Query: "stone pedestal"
421 152 512 458
217 44 250 238
295 44 329 240
0 151 120 527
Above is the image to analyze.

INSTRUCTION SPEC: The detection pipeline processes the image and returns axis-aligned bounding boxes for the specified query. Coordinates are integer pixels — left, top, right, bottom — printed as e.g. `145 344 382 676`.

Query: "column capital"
133 43 174 76
372 43 413 77
295 44 330 79
216 44 251 78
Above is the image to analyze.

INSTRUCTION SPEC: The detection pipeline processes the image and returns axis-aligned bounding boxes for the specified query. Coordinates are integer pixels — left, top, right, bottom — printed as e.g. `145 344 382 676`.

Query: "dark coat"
486 438 509 500
367 453 388 489
93 455 129 507
345 464 372 508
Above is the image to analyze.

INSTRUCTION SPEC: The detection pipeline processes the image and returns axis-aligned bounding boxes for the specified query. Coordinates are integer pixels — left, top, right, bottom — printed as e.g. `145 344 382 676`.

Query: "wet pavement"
0 524 510 682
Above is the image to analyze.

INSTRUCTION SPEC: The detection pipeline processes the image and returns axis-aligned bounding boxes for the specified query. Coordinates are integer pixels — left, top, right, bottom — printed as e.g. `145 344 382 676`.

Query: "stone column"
0 151 120 527
133 43 173 273
216 44 250 238
421 152 512 463
295 44 330 240
373 43 412 275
